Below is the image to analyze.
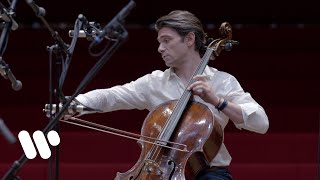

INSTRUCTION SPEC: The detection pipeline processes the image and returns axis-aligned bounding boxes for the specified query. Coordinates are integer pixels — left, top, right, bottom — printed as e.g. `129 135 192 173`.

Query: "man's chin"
165 61 174 67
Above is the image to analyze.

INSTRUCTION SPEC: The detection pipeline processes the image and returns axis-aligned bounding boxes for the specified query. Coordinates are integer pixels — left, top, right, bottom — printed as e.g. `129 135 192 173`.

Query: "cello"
114 22 238 180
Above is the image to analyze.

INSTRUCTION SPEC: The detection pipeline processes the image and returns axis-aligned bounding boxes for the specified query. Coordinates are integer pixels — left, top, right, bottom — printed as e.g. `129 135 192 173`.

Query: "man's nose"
158 44 165 53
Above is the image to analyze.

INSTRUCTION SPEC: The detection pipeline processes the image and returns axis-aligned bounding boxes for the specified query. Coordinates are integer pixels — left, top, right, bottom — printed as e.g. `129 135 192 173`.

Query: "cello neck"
157 47 214 143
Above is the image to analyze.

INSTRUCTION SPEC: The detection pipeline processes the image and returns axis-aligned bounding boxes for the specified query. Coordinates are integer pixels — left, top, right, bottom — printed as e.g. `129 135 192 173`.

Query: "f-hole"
168 160 176 179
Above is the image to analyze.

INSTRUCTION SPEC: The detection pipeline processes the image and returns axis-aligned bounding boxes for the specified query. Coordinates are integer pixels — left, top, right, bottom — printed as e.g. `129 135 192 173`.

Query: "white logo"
18 130 60 159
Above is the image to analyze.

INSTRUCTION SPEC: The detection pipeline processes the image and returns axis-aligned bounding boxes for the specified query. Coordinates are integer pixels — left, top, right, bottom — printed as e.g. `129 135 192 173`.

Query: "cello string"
145 103 183 160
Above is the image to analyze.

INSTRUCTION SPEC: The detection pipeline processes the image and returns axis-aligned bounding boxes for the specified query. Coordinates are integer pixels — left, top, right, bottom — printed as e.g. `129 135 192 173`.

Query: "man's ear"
185 32 195 46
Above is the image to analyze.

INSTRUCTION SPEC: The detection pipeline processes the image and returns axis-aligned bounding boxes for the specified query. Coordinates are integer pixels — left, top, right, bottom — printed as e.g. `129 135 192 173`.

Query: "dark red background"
0 0 319 179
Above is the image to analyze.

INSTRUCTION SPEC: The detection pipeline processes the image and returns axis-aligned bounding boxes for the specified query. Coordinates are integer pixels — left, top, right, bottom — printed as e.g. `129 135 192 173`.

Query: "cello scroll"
208 22 239 57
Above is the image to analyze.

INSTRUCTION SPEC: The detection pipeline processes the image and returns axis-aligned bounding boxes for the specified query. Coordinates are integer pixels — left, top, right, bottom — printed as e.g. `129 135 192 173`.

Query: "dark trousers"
195 166 233 180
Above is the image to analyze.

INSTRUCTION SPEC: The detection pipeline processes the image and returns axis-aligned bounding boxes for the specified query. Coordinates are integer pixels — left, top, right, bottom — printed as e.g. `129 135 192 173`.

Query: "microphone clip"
0 59 9 79
78 14 101 41
0 2 19 31
84 22 101 41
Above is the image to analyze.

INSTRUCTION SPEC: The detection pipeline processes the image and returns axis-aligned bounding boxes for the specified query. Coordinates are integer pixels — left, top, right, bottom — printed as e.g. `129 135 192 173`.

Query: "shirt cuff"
74 95 101 115
75 94 89 106
235 103 259 129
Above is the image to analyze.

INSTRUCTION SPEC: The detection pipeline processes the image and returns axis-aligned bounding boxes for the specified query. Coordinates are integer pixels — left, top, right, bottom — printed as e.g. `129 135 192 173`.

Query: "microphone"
0 58 22 91
43 103 97 115
69 14 103 41
69 29 104 41
0 118 16 144
0 4 18 30
69 30 88 38
25 0 46 17
94 0 136 43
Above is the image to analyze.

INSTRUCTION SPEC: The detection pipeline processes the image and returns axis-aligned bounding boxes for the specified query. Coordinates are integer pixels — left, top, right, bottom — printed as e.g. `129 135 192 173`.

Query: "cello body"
115 100 223 180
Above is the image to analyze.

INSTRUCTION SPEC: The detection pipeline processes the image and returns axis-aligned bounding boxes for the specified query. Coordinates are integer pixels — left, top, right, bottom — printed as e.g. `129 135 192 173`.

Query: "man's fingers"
195 89 203 94
188 81 203 90
193 75 207 81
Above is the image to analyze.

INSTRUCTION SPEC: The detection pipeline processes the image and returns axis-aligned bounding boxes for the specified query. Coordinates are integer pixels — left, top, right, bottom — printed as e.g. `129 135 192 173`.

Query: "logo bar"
18 130 60 159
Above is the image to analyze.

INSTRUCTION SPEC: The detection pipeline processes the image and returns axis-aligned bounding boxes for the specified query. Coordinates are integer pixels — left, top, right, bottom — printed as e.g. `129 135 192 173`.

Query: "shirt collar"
167 66 214 80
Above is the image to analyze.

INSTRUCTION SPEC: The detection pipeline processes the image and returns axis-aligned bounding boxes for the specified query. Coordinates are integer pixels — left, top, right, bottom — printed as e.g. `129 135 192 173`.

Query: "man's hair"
155 10 207 55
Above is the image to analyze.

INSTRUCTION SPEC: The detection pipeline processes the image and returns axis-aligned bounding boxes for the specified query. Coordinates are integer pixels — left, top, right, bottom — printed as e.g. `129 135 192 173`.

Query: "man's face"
157 27 189 67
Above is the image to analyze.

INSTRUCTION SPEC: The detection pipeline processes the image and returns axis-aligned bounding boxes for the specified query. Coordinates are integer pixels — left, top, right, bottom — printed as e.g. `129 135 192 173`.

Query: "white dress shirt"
76 66 269 166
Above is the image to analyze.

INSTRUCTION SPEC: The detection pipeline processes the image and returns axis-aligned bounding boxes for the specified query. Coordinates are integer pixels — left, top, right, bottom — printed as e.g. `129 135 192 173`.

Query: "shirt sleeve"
237 102 269 134
75 75 150 113
223 74 269 134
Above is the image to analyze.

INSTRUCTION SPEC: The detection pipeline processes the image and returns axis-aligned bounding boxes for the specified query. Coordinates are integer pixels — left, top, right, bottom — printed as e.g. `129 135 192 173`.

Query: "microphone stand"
23 1 82 179
25 1 68 179
2 0 135 179
0 0 22 91
2 0 78 179
0 0 19 55
0 118 16 144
